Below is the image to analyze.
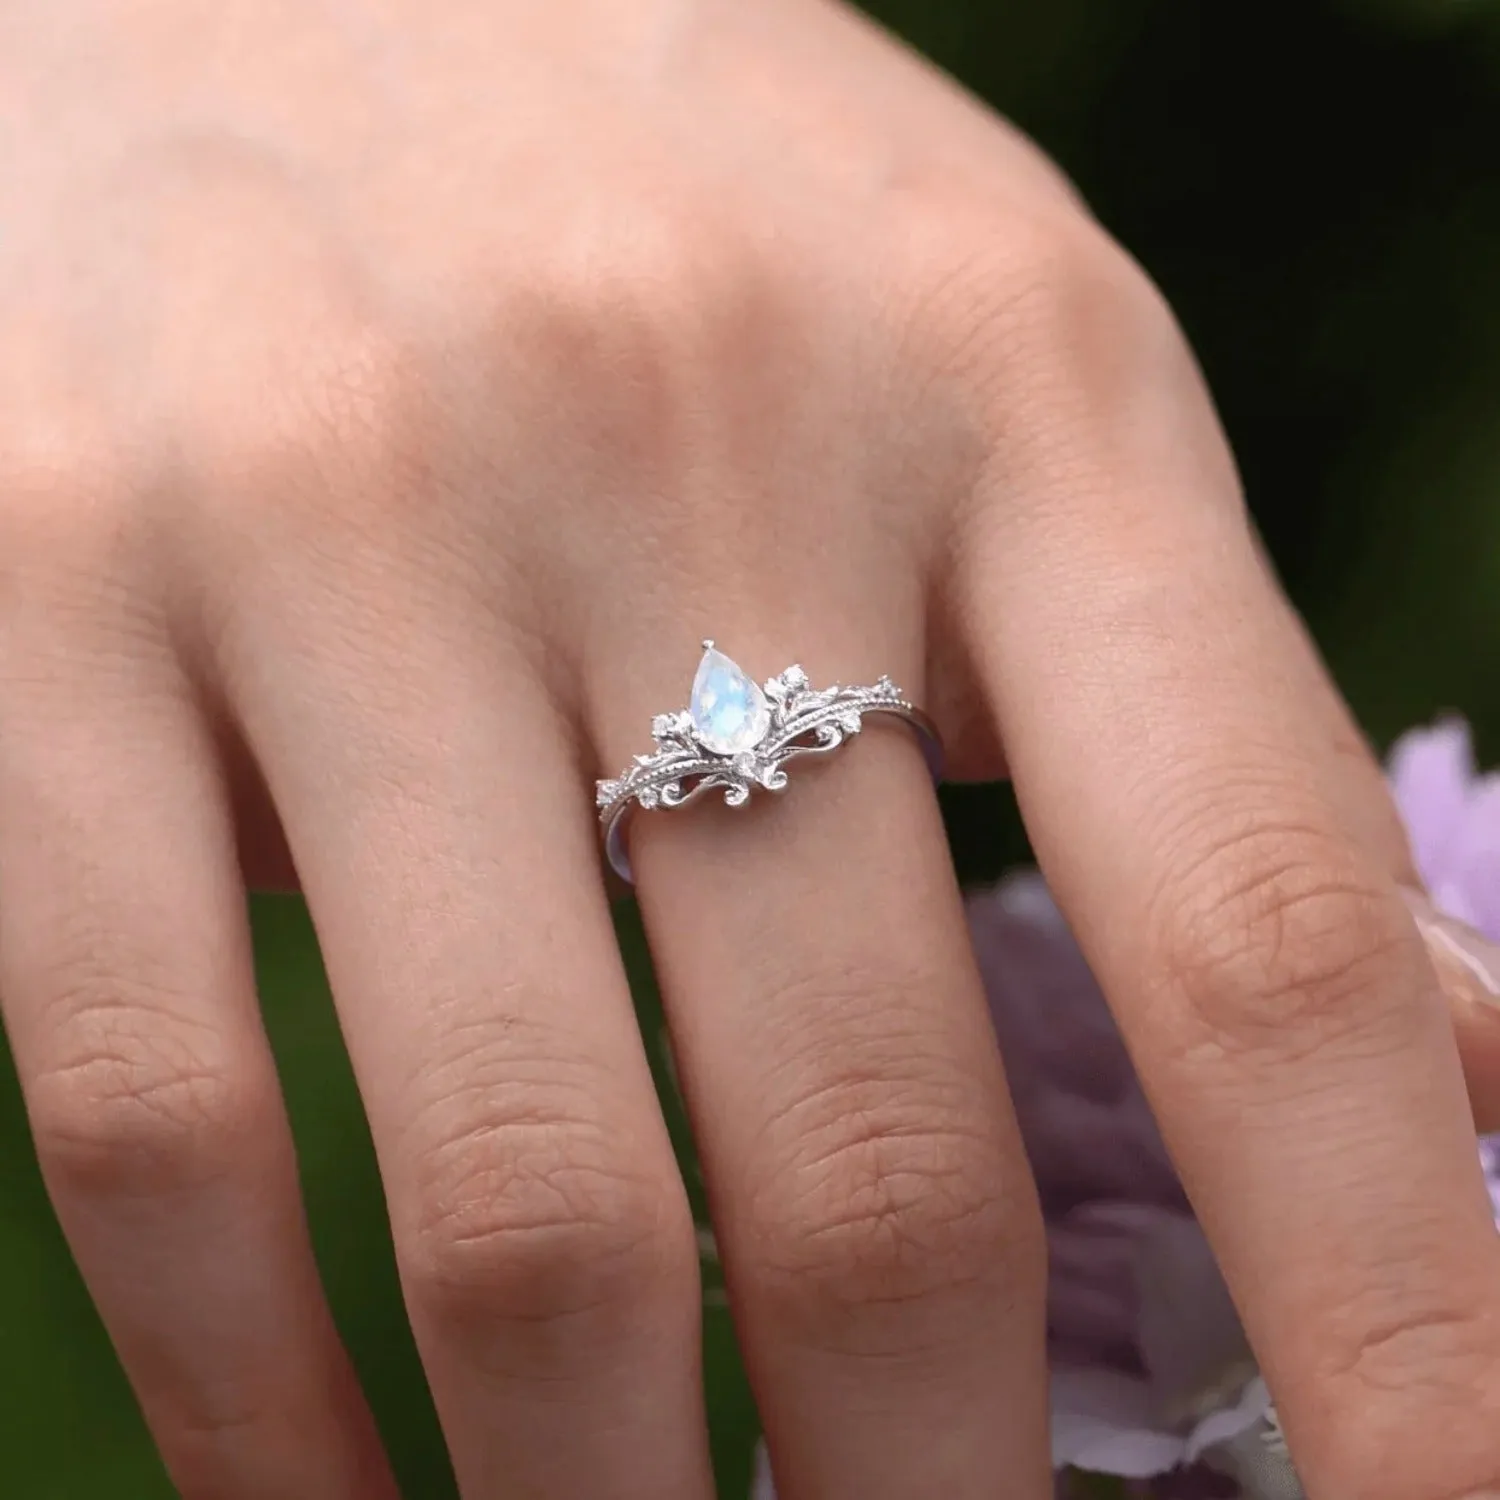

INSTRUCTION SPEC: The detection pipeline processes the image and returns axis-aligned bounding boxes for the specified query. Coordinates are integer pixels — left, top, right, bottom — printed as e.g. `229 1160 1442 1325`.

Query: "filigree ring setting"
596 641 943 882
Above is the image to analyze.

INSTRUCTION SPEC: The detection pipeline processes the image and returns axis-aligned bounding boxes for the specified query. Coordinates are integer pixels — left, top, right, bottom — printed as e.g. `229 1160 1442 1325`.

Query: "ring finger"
599 605 1052 1499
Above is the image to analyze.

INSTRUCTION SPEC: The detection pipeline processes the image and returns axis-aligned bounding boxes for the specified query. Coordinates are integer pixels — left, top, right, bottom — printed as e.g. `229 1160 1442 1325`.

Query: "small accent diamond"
652 710 693 740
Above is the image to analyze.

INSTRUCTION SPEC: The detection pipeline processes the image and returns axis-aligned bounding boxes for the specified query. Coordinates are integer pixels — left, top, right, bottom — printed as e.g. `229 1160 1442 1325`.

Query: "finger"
958 246 1500 1495
222 599 713 1499
602 623 1052 1499
1238 578 1500 1129
0 629 392 1496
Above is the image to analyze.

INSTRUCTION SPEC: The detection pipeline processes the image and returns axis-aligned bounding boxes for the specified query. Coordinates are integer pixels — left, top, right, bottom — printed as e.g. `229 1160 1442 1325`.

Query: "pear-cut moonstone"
690 647 771 756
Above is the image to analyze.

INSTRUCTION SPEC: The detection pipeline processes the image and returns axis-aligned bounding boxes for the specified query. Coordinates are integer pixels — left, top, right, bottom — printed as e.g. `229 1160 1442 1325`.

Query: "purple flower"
968 878 1296 1496
1482 1136 1500 1224
750 1447 774 1500
1048 1205 1269 1474
1388 719 1500 937
1389 720 1500 1222
966 875 1183 1221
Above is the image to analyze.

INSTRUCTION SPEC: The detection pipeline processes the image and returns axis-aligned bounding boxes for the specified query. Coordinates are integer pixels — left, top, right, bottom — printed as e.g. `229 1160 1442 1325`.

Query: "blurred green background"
2 0 1498 1494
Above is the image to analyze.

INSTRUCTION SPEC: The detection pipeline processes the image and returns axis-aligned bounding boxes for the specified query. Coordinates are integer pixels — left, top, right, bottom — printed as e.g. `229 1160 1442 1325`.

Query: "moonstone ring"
595 641 943 882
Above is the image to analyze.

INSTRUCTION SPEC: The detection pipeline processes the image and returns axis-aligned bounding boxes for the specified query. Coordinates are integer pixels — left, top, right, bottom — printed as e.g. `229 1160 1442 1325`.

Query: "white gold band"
596 642 943 883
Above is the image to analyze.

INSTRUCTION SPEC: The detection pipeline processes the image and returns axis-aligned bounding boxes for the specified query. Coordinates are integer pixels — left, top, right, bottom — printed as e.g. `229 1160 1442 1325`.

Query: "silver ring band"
596 641 944 883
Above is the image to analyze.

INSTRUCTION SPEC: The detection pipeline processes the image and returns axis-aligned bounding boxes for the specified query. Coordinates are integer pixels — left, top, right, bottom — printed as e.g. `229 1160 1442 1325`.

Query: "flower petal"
1185 1376 1274 1460
1050 1367 1188 1476
969 875 1181 1214
1387 719 1475 890
1047 1204 1149 1368
1200 1383 1306 1500
750 1442 776 1500
1481 1135 1500 1226
1436 773 1500 941
1133 1212 1251 1408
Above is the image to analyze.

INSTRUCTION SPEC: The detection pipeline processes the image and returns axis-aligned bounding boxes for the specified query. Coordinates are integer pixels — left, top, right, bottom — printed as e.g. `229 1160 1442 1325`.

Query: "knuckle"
157 1413 277 1500
195 329 422 535
397 1076 688 1333
1312 1306 1500 1500
1334 1301 1493 1399
560 200 759 335
753 1115 1018 1314
1009 216 1172 346
1142 815 1419 1054
26 982 259 1197
741 974 1037 1325
0 450 137 598
934 209 1180 394
908 202 1213 516
499 203 793 442
229 336 417 528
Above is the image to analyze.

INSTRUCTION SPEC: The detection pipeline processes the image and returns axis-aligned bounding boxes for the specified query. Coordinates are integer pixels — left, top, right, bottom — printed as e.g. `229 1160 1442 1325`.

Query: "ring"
595 641 943 882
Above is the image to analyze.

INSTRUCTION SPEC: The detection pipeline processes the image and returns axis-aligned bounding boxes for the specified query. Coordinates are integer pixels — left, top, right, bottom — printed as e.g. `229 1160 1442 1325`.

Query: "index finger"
957 245 1500 1497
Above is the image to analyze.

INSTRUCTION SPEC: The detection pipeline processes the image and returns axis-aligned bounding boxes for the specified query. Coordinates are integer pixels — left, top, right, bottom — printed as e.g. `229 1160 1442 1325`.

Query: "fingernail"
1401 886 1500 1007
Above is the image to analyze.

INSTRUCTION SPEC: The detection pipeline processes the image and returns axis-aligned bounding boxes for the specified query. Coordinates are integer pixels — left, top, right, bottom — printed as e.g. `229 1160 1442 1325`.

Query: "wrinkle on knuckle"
152 1394 297 1500
193 331 429 545
503 225 705 394
907 206 1228 539
1339 1306 1491 1398
750 1114 1026 1325
496 209 812 509
0 466 160 646
1141 815 1418 1058
1311 1323 1500 1500
1316 1275 1499 1401
397 1073 683 1331
934 213 1178 404
141 152 420 477
26 986 258 1196
154 1376 270 1448
742 998 1031 1320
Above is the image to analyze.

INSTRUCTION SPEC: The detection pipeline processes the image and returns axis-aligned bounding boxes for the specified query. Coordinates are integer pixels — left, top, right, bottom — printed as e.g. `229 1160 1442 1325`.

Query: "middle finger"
218 589 714 1498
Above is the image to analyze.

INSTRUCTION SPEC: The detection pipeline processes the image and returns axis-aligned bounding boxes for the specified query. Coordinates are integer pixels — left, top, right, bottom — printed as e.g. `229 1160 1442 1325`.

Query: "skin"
0 0 1498 1495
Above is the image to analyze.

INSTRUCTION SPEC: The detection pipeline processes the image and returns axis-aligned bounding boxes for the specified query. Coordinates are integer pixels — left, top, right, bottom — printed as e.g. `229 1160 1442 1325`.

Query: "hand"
2 2 1497 1495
